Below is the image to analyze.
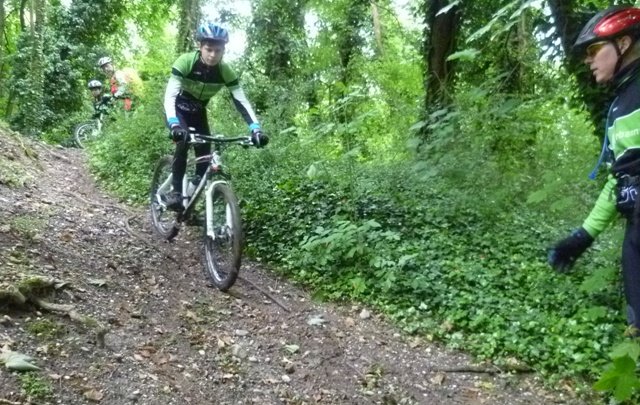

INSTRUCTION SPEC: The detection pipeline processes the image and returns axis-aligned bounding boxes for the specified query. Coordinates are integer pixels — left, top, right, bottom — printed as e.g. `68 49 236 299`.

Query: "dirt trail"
0 136 587 404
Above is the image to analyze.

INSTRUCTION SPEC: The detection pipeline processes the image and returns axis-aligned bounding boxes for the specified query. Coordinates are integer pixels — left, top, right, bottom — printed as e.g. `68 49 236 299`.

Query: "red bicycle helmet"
574 6 640 52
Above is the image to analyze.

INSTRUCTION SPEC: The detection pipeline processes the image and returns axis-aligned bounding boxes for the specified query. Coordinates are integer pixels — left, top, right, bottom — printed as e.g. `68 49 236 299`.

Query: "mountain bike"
73 112 104 148
149 132 253 291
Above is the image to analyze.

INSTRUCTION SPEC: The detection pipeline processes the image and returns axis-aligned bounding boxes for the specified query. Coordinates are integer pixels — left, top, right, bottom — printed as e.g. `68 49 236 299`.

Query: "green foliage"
26 318 65 340
61 0 128 45
18 372 53 400
87 87 171 204
9 0 640 399
594 342 640 402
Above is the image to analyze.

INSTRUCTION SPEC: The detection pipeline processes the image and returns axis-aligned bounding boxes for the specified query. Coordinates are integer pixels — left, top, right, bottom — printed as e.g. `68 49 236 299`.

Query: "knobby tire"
74 121 99 148
202 183 242 291
149 155 179 241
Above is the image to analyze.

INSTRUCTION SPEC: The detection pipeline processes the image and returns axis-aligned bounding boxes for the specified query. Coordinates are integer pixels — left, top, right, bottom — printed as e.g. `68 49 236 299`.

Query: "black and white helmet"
87 79 102 89
97 56 112 67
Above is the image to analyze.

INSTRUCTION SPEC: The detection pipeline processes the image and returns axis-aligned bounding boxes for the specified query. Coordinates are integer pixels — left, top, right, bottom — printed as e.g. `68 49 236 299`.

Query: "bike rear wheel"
149 155 179 240
202 183 242 291
74 121 99 148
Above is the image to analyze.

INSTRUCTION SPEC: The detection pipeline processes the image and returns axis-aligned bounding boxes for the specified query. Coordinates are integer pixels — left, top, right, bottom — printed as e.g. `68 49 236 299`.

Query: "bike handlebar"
189 133 253 146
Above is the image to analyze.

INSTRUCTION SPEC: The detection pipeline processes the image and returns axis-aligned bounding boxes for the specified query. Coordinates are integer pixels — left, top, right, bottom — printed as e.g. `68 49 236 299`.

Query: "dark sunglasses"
586 41 610 58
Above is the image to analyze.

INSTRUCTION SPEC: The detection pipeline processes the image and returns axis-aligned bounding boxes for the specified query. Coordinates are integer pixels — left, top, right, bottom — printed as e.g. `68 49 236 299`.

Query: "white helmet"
87 79 102 89
97 56 112 67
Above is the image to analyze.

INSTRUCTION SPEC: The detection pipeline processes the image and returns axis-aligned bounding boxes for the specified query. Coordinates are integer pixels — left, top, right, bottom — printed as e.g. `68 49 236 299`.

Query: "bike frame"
155 133 251 238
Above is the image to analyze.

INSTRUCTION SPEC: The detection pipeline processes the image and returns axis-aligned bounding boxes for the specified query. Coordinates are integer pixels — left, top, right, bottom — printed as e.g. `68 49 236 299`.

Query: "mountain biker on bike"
162 22 269 210
97 56 143 112
548 5 640 335
87 79 112 119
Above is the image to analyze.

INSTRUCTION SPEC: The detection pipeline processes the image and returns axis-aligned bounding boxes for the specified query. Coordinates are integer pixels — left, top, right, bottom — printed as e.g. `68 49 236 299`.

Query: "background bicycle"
149 132 254 291
73 111 106 148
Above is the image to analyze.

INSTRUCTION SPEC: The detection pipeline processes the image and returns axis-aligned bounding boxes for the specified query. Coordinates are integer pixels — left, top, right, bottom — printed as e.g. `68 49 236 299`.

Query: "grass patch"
9 215 46 241
19 372 53 400
26 318 66 341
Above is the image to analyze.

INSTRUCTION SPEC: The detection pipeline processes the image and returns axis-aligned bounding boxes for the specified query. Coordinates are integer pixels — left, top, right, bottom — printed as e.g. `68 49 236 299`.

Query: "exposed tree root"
0 398 23 405
0 277 107 348
238 275 291 313
430 364 533 374
32 298 108 348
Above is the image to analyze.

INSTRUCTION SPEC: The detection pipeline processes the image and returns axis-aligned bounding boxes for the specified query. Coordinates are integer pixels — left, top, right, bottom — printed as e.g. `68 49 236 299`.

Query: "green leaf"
614 374 640 401
306 163 318 179
436 0 461 16
446 49 480 62
611 342 640 362
409 121 426 132
0 350 40 371
284 344 300 354
593 355 640 401
526 189 547 204
594 367 619 391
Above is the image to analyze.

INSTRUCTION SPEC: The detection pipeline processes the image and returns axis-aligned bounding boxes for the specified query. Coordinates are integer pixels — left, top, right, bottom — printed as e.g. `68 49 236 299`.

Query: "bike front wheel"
202 183 242 291
149 155 179 240
74 121 99 148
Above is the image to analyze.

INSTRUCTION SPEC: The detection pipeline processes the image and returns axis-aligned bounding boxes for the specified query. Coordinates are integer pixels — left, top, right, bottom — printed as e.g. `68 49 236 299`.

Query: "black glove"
547 227 594 273
251 129 269 148
101 94 113 104
169 124 188 143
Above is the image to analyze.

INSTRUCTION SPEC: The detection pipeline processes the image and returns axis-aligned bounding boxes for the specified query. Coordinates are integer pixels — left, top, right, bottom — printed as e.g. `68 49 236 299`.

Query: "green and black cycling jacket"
583 59 640 238
163 51 259 128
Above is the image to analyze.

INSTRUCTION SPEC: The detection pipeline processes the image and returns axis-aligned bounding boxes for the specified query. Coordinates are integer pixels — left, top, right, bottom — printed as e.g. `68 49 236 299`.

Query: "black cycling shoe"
161 191 183 211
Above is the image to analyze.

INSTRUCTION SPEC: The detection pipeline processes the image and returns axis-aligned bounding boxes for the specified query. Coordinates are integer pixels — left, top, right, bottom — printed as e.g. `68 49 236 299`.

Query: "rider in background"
97 56 143 112
87 79 111 119
548 6 640 335
162 22 269 210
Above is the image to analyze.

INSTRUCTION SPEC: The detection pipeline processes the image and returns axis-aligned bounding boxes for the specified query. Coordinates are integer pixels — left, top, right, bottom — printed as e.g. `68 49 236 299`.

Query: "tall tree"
176 0 201 54
0 0 5 65
423 0 461 109
13 0 46 135
333 0 369 124
249 0 306 80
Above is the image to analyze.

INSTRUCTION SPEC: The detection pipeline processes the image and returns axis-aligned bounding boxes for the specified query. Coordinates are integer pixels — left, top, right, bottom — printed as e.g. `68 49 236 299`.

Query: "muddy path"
0 135 586 404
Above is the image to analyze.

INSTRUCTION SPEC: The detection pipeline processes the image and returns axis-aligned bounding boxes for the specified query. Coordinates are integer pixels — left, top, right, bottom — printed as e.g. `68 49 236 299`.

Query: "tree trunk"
424 0 460 109
371 2 383 56
176 0 201 54
19 0 27 30
336 0 369 125
19 0 45 135
0 0 5 64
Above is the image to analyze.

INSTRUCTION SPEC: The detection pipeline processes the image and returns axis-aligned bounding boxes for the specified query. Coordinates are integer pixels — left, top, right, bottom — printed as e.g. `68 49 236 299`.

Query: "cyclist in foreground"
548 6 640 335
162 22 268 210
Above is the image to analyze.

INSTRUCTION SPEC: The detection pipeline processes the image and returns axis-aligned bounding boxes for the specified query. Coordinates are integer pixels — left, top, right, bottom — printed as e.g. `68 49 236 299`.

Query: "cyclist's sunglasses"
585 41 610 58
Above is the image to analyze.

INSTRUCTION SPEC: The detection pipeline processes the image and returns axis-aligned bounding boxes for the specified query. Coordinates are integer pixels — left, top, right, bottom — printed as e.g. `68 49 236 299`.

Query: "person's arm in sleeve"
163 75 181 128
581 174 618 238
113 71 129 98
548 175 617 272
163 54 191 128
221 63 259 128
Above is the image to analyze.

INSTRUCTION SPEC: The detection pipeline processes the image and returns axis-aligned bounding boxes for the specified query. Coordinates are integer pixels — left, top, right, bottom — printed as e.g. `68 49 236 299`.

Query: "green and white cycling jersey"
163 51 259 128
582 60 640 237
